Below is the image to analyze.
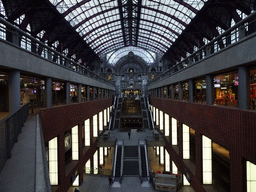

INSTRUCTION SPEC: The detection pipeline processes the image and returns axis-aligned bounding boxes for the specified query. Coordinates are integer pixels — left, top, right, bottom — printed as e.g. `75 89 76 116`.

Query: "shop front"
213 71 238 107
194 78 206 103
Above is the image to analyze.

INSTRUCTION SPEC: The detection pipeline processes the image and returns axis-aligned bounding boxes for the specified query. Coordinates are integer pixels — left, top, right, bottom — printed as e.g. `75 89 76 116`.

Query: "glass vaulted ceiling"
49 0 206 57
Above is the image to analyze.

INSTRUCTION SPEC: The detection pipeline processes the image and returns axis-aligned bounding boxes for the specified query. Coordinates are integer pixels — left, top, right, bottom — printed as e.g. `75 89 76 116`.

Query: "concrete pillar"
66 82 70 105
165 86 169 99
238 66 249 110
12 30 19 46
9 70 20 114
189 79 194 103
239 24 246 40
78 84 82 103
178 83 182 101
93 87 96 100
87 86 90 101
206 74 213 105
170 85 174 99
46 78 52 108
48 49 53 61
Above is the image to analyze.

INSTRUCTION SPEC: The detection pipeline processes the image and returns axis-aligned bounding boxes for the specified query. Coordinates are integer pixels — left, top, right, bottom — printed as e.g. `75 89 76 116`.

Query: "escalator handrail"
144 143 150 180
112 141 118 178
138 142 142 179
146 96 155 130
112 96 119 129
120 141 124 182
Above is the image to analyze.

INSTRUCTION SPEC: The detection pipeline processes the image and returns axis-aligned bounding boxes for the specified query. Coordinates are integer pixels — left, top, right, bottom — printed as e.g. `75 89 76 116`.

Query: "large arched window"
107 46 155 65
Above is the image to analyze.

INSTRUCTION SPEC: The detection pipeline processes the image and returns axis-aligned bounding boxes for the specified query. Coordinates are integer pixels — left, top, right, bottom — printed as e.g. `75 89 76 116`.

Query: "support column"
98 88 100 100
87 86 90 101
78 84 82 103
93 87 96 100
238 65 249 110
9 70 20 114
65 82 70 105
165 85 169 99
46 78 52 108
178 83 182 101
206 74 213 105
170 85 174 99
189 79 194 103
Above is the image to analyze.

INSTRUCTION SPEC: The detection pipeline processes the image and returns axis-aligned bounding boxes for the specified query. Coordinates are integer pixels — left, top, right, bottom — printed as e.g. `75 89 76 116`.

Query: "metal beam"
117 0 127 46
135 0 142 46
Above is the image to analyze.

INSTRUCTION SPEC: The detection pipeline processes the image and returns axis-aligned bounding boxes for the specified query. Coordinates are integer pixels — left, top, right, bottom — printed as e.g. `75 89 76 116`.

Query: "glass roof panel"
0 0 6 17
50 0 206 57
108 46 156 65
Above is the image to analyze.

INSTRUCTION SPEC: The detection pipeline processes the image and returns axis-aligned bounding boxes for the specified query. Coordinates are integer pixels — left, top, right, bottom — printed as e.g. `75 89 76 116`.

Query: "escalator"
113 97 122 129
112 141 124 182
141 97 149 129
108 96 117 130
146 96 154 129
138 141 150 183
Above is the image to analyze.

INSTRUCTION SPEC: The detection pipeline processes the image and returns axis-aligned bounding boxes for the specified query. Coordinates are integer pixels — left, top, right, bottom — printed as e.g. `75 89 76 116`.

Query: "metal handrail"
120 140 124 182
112 140 118 178
0 103 29 173
150 11 256 85
144 142 150 180
0 17 114 87
138 140 142 180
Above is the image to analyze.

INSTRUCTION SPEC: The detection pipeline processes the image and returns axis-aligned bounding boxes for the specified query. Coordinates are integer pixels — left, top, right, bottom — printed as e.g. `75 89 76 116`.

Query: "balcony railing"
0 17 113 87
150 11 256 85
0 103 29 173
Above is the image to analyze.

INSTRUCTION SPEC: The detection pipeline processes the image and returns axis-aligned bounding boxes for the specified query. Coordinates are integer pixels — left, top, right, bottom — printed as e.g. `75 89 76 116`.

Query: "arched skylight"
107 46 156 65
49 0 206 56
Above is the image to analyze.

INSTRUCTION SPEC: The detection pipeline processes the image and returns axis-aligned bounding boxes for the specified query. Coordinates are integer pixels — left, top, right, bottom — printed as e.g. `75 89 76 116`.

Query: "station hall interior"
0 0 256 192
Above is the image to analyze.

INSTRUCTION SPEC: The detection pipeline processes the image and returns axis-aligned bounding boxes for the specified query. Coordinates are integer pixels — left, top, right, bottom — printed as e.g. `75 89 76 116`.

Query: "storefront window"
250 67 256 110
70 84 78 103
53 81 66 105
213 71 238 107
20 76 46 108
0 72 9 112
194 78 206 103
182 82 189 101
